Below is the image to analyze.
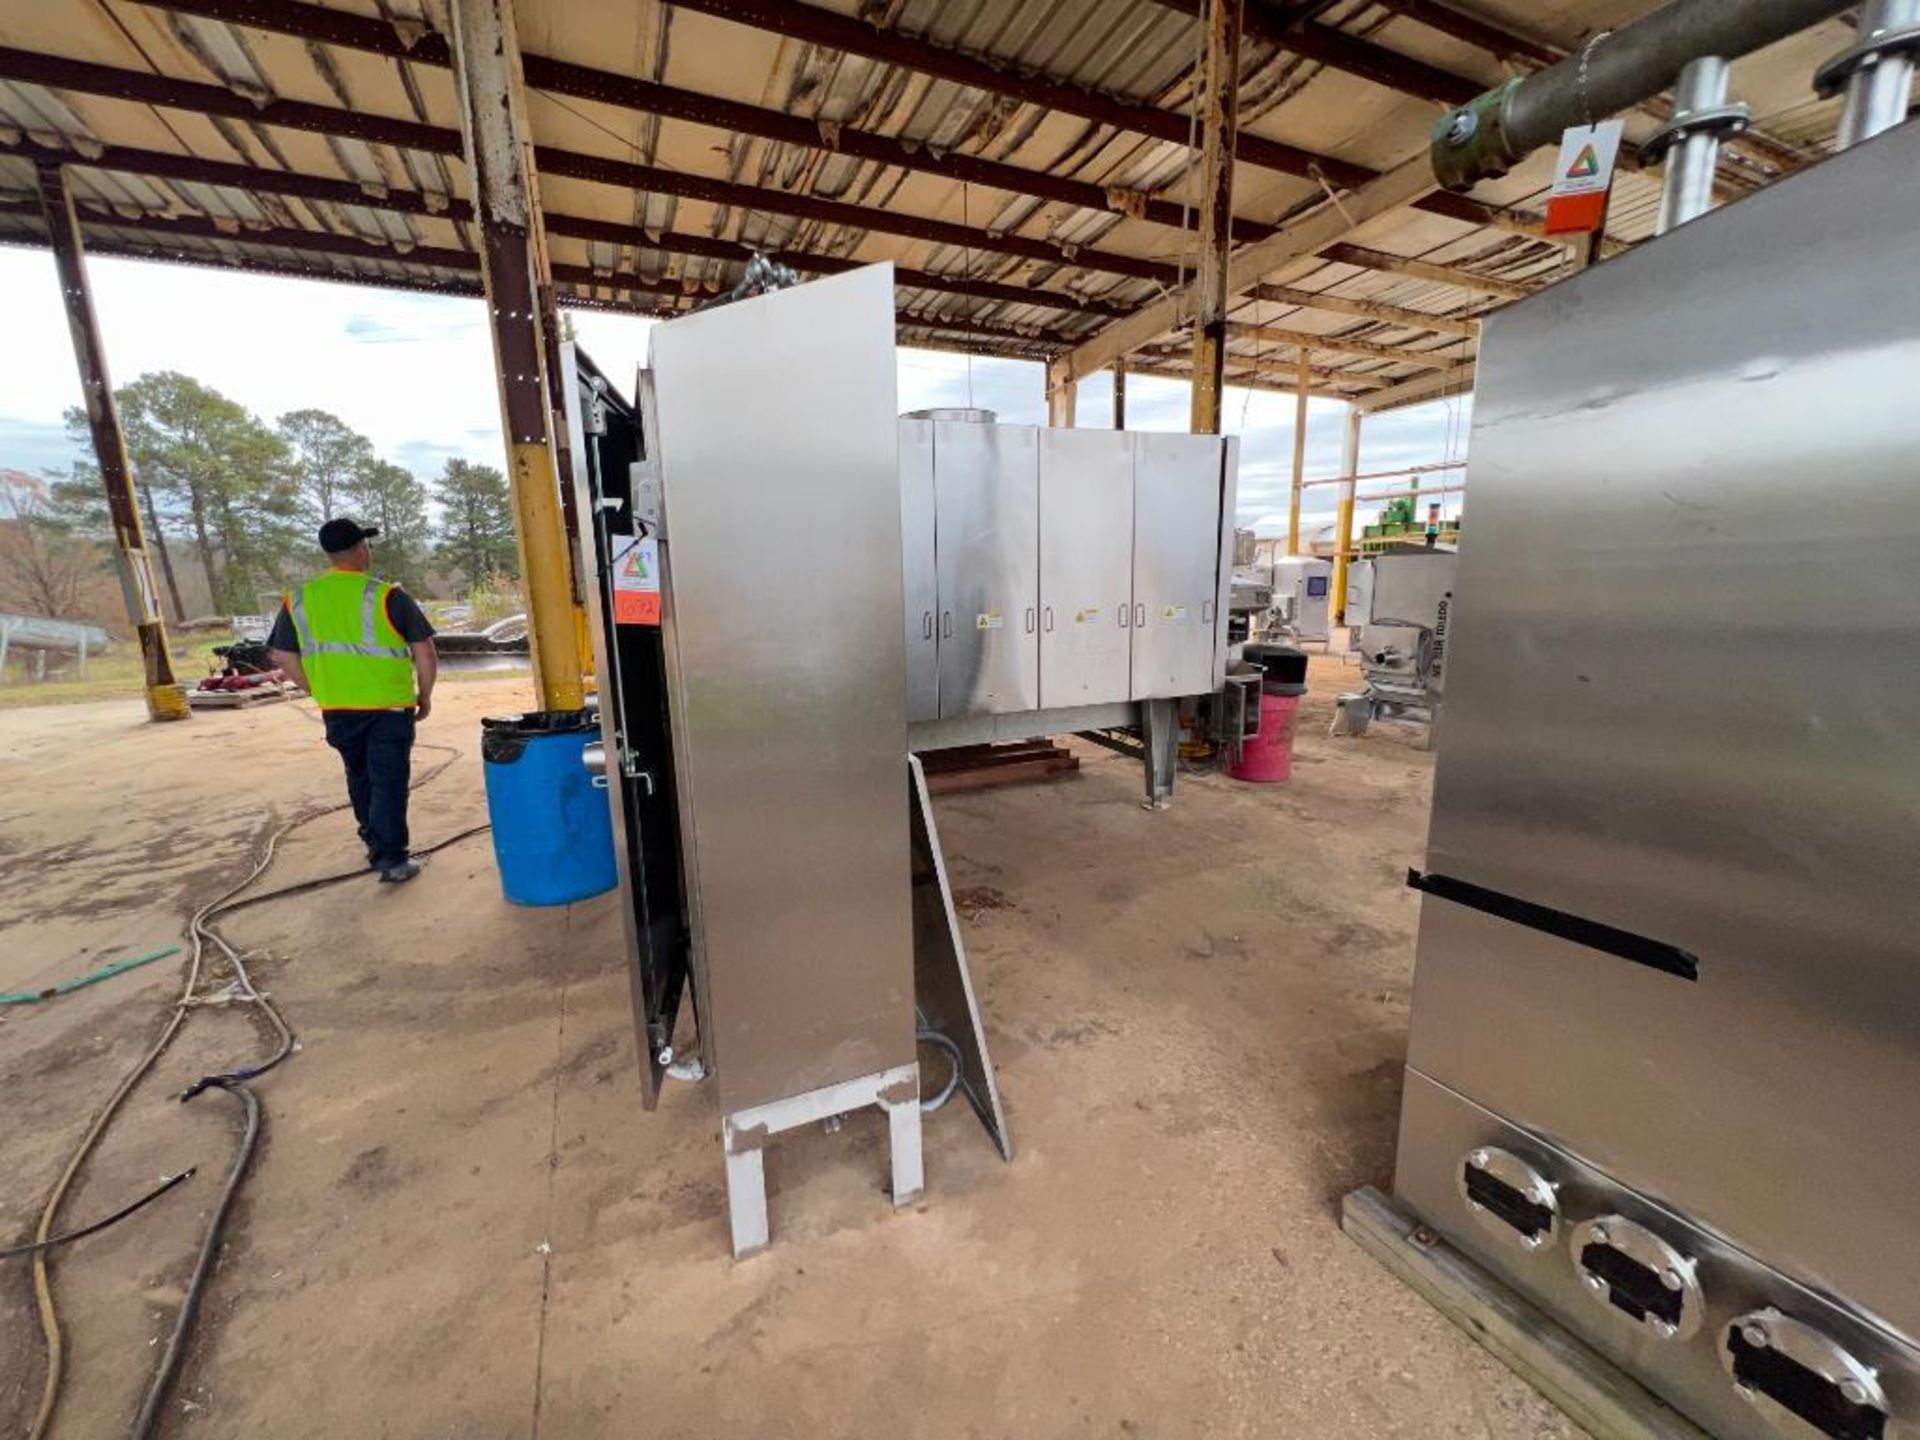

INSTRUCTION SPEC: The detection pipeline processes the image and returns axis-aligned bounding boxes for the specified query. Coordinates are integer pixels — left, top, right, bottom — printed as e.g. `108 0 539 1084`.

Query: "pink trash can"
1229 644 1308 785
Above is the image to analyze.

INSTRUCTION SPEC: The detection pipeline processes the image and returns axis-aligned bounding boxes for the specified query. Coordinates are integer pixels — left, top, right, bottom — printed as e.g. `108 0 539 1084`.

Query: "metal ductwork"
1430 0 1857 190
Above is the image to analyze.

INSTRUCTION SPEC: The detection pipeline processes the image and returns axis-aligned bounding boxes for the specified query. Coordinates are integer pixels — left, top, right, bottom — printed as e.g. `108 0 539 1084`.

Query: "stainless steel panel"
1395 1071 1920 1440
899 418 939 722
1131 432 1229 700
934 421 1039 716
563 343 660 1107
1038 427 1134 707
909 754 1012 1161
1403 125 1920 1343
648 265 914 1115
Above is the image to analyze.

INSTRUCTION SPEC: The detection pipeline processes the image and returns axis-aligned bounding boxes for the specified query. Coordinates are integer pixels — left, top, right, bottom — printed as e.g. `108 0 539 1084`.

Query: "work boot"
378 859 422 885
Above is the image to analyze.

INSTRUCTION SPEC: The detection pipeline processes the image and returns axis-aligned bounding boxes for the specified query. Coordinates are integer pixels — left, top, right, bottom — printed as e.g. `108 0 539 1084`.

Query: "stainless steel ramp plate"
908 753 1013 1161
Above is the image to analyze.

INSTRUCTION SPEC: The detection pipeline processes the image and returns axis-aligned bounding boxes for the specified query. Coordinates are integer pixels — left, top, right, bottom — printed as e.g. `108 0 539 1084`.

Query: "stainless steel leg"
1141 697 1178 810
886 1079 925 1207
722 1124 769 1259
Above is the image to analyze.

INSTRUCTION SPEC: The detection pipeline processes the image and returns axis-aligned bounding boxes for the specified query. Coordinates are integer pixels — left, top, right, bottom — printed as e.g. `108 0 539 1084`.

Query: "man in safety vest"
269 517 439 884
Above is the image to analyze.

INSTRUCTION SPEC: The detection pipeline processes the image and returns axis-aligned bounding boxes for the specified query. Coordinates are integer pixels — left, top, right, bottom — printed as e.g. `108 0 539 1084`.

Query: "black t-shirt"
268 582 436 652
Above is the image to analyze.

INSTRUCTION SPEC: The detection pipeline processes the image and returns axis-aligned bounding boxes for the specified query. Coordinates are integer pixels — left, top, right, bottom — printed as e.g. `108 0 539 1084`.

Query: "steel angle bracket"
908 754 1014 1161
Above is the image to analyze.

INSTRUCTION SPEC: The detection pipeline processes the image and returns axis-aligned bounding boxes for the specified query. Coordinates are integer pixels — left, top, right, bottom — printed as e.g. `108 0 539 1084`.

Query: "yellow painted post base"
145 682 192 722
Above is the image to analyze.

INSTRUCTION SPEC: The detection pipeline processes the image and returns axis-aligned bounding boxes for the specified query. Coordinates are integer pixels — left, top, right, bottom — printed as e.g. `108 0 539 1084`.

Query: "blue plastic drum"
480 709 618 906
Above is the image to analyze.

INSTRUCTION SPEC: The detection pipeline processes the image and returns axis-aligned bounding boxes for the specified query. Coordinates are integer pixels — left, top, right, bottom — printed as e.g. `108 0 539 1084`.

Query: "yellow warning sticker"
976 612 1003 630
1163 604 1188 620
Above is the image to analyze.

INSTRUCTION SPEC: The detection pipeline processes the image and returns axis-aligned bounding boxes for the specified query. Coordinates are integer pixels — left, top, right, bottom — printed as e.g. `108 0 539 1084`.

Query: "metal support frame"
1112 363 1127 429
446 0 584 712
1822 0 1920 149
1141 697 1179 810
720 1063 923 1259
32 162 188 723
1331 406 1363 623
1287 349 1311 554
1646 57 1749 235
1187 0 1244 438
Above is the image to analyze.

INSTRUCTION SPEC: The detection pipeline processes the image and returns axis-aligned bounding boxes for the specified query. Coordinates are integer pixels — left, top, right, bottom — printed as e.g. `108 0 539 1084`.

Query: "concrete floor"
0 663 1579 1439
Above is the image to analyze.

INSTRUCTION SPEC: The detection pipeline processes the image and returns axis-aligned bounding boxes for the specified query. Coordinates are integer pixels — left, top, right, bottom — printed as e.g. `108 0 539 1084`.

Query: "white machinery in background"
1332 548 1456 742
1268 556 1333 644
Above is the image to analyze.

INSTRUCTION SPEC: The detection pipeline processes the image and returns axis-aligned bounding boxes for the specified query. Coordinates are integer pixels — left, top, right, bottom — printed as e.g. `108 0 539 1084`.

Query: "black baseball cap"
319 517 380 554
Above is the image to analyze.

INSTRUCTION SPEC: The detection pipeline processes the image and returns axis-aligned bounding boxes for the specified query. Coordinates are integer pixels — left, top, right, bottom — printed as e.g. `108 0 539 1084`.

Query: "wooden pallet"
1342 1187 1712 1440
187 684 297 709
919 740 1081 795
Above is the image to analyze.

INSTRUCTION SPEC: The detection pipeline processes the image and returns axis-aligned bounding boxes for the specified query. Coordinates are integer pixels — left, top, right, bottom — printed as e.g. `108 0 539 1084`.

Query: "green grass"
0 636 529 709
0 638 230 710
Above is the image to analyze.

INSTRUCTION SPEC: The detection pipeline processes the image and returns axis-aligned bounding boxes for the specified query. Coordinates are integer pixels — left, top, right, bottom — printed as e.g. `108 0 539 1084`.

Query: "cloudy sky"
0 246 1471 538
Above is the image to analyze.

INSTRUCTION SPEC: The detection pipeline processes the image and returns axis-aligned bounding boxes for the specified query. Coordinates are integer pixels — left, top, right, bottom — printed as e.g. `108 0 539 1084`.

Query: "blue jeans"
323 710 415 869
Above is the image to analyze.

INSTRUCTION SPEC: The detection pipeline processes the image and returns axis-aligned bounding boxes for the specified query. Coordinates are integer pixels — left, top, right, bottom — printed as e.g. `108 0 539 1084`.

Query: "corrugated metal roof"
0 0 1857 399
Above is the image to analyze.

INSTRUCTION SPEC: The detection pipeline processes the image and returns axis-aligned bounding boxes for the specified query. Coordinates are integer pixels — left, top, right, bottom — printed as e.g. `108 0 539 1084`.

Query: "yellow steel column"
1045 355 1077 427
1331 405 1364 623
1286 348 1310 554
449 0 584 712
34 162 189 722
1187 0 1243 436
533 277 594 686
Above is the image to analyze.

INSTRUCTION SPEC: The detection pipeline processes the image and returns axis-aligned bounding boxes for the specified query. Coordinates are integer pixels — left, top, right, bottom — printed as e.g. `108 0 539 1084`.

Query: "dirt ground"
0 660 1579 1440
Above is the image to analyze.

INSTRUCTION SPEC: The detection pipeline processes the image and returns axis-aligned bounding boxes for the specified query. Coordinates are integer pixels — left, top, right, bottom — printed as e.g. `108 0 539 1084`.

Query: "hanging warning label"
1544 120 1623 235
611 534 661 626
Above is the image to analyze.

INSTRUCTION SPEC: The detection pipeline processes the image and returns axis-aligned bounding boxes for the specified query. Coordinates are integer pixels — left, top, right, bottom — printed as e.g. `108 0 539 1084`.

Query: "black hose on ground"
28 740 490 1440
0 1170 196 1261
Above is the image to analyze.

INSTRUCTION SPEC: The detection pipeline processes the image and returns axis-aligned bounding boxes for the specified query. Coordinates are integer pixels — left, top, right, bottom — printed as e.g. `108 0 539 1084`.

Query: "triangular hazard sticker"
1566 143 1601 179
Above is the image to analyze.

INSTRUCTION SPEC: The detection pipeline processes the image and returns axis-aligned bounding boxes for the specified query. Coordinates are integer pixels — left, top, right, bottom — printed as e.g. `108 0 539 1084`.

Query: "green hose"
0 947 182 1007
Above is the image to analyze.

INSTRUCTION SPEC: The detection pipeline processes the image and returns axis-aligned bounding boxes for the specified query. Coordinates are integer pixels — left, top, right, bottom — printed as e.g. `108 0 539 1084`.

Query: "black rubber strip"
1407 870 1699 982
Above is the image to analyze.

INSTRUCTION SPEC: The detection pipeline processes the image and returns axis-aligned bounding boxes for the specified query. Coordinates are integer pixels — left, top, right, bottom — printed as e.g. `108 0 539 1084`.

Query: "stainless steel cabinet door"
1039 428 1134 707
899 419 939 721
934 421 1039 716
1131 432 1226 700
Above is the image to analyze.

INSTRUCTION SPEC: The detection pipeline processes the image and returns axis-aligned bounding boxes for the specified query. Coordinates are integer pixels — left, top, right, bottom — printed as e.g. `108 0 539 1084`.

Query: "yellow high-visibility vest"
286 570 415 710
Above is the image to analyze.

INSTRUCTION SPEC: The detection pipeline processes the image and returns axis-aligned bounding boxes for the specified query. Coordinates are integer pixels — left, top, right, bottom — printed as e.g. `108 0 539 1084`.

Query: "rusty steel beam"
108 3 1539 242
0 47 1193 287
30 163 189 723
109 2 1299 238
1188 0 1243 437
2 193 1086 350
1144 0 1481 105
14 130 1505 341
1317 242 1534 299
664 0 1375 188
1247 282 1480 338
0 45 459 151
0 135 1134 320
1391 1 1560 66
1223 320 1464 368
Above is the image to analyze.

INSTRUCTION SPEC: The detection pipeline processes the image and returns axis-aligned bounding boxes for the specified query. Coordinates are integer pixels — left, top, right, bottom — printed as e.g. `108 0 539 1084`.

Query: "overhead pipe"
1430 0 1855 190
